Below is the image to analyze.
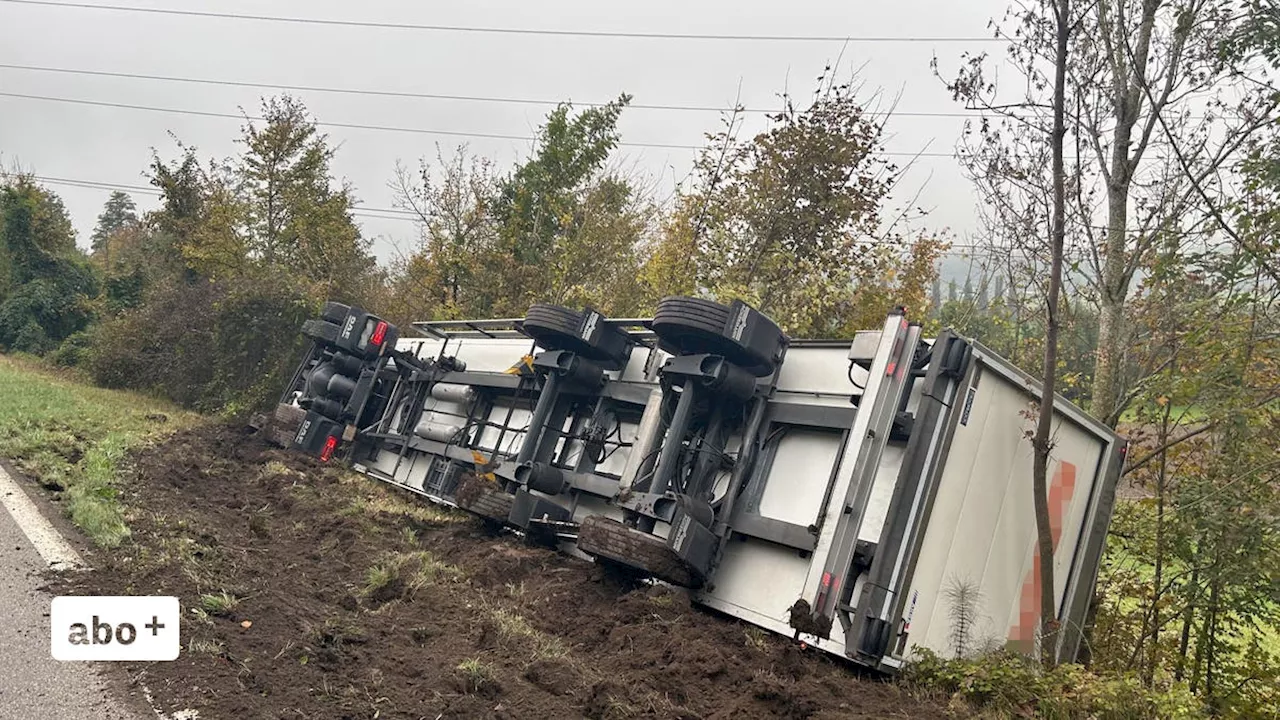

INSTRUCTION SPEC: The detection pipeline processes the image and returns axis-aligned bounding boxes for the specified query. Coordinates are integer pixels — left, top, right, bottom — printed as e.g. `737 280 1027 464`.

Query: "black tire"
651 297 782 377
269 404 306 447
454 474 515 523
652 298 732 341
657 296 731 324
577 516 701 588
321 302 352 324
522 305 630 369
524 303 582 325
301 318 341 344
652 312 724 333
521 304 585 348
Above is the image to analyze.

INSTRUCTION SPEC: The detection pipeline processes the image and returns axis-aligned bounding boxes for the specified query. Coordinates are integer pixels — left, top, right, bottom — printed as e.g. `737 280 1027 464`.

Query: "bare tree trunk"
1174 560 1198 682
1146 399 1171 685
1032 0 1071 667
1089 0 1163 426
1204 578 1221 707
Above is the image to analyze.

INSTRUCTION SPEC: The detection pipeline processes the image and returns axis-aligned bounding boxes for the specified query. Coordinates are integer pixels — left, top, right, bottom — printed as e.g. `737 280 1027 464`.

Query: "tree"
947 0 1278 427
89 191 138 265
1078 11 1280 699
390 98 647 320
545 174 651 314
0 177 98 353
237 95 374 301
495 95 630 265
146 140 209 278
653 71 943 337
490 95 636 315
1092 239 1280 712
88 96 377 412
1027 0 1073 665
387 146 502 322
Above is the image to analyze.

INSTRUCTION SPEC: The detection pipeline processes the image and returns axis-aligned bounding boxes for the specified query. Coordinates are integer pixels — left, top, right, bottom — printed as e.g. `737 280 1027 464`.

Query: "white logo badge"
52 596 181 661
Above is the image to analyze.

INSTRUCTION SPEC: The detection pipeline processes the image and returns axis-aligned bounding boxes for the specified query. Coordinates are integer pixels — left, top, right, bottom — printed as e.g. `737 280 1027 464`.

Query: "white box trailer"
282 303 1124 670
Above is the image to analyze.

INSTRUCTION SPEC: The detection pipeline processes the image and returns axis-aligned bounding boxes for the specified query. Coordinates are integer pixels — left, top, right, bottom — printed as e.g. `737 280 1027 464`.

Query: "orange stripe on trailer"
1009 461 1077 653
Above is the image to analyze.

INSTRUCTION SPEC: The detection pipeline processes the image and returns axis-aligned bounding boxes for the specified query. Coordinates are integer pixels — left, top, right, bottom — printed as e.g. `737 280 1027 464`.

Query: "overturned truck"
267 297 1125 671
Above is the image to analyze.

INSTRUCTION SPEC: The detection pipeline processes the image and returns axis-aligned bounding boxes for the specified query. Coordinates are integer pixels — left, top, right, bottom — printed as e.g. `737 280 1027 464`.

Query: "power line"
28 174 418 220
0 0 1009 43
0 63 985 118
29 173 1061 259
0 91 962 157
31 173 1042 260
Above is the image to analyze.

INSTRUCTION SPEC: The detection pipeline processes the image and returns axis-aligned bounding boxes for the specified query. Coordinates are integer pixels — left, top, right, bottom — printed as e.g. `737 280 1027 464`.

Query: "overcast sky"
0 0 1011 269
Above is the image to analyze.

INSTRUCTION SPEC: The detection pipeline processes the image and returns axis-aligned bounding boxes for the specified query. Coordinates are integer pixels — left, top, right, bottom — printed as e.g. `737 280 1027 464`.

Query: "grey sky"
0 0 1010 269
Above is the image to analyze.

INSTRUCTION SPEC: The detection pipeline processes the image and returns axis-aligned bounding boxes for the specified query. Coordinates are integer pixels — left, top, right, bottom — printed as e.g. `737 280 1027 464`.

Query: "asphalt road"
0 471 140 720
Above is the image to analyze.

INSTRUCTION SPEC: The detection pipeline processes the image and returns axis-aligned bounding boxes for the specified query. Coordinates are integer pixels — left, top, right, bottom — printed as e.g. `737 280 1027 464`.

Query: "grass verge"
0 354 198 546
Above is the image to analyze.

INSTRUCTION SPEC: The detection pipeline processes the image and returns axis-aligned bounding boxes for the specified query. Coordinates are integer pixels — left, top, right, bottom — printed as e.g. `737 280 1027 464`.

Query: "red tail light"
370 320 388 347
320 435 338 462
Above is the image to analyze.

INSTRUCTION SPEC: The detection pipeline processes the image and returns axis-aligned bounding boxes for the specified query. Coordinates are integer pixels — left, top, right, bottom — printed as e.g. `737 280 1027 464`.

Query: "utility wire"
29 172 1040 257
27 174 417 220
0 0 1010 43
0 91 963 157
0 63 987 118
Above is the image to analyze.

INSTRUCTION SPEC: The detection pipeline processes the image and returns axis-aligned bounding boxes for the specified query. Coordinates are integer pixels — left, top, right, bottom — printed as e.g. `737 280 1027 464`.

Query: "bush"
48 330 95 367
905 648 1204 719
204 269 314 416
86 269 315 416
86 277 218 407
0 259 99 354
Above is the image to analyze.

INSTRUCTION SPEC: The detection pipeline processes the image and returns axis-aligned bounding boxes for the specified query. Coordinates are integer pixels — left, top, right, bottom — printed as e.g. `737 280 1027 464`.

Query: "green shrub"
0 263 99 354
48 330 96 367
905 648 1204 719
86 269 314 416
86 277 219 407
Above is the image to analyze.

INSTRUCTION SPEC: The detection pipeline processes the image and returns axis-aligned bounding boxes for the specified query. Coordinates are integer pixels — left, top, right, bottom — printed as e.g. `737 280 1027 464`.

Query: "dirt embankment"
57 425 954 719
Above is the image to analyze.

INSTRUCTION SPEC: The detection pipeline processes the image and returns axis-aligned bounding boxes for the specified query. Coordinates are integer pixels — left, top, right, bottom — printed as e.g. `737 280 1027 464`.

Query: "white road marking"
0 464 84 571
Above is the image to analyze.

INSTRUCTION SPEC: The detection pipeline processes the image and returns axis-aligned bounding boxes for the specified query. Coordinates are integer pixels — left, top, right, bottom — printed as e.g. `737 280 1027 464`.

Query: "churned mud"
55 424 955 719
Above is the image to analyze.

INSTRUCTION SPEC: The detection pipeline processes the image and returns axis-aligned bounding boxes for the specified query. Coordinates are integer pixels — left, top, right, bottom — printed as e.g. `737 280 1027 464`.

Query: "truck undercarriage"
263 297 1125 671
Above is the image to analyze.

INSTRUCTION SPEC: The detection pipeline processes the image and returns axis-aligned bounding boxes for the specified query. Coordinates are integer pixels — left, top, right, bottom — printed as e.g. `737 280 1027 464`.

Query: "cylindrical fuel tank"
430 383 475 404
414 413 464 443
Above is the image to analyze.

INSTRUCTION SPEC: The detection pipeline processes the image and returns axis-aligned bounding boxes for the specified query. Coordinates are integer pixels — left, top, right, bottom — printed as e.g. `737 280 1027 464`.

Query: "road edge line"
0 464 84 571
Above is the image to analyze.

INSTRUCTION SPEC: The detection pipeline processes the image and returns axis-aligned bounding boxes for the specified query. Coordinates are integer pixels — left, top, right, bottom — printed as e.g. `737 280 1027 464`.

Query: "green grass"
485 606 570 660
455 657 496 693
360 550 463 603
0 355 198 547
1118 404 1206 424
198 591 241 616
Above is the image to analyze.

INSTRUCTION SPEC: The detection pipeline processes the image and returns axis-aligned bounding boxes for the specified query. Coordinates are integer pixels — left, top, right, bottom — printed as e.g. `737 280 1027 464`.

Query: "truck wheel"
454 474 515 523
301 318 341 344
653 296 730 332
652 297 782 376
522 304 631 369
268 403 306 447
321 302 352 324
577 516 701 588
521 304 584 347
